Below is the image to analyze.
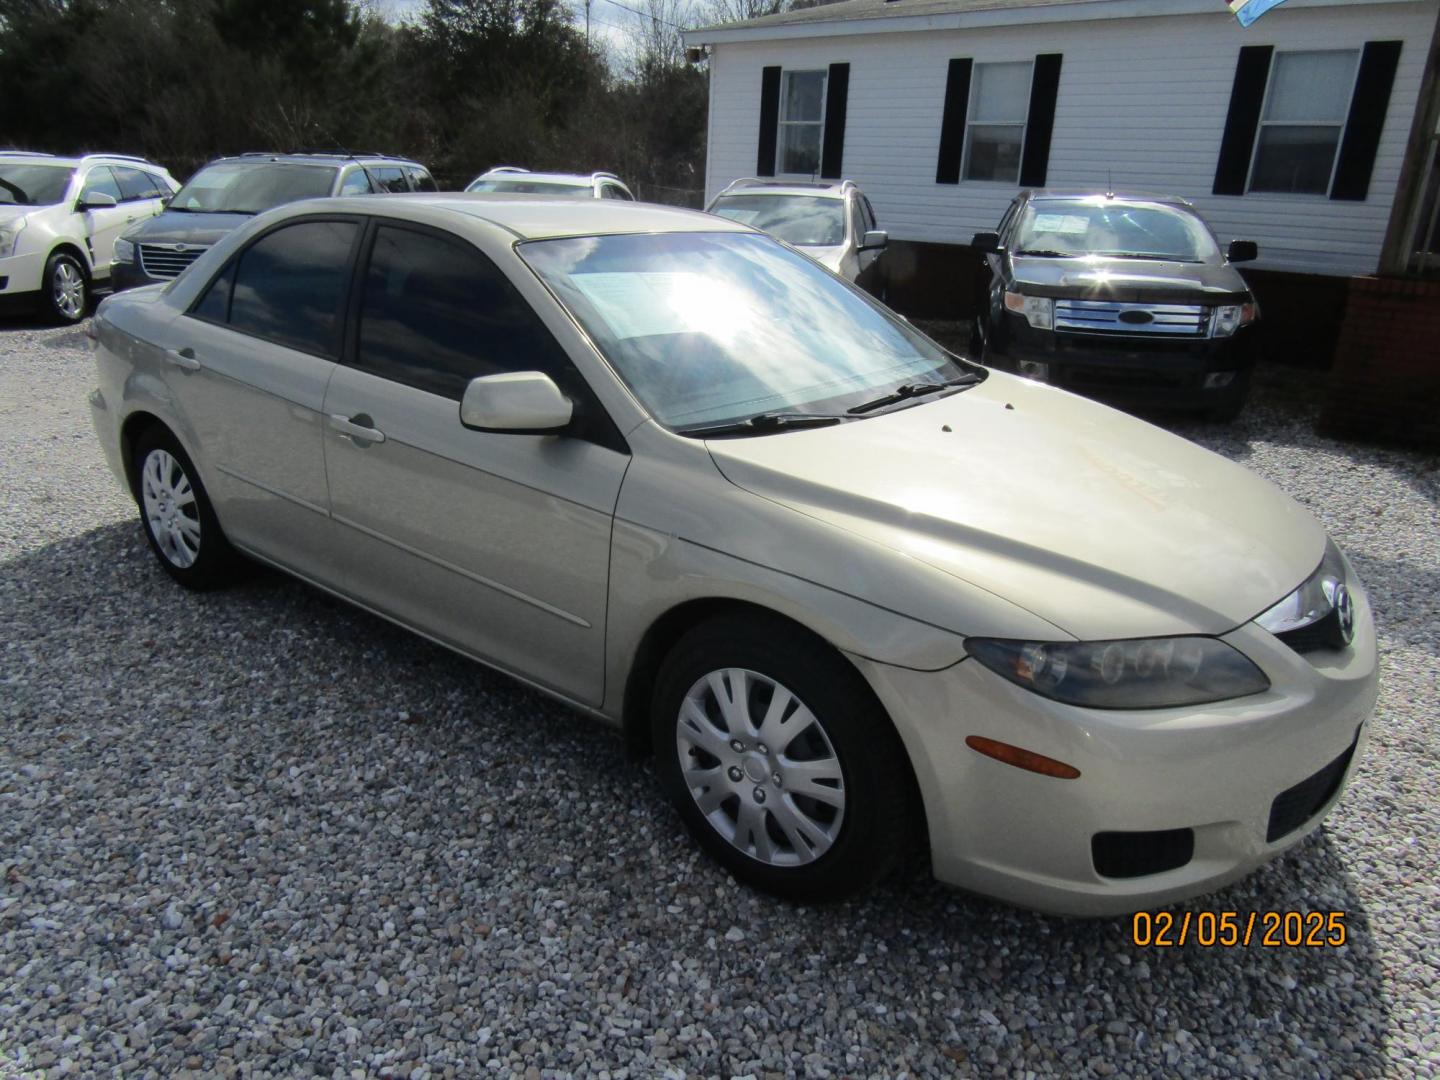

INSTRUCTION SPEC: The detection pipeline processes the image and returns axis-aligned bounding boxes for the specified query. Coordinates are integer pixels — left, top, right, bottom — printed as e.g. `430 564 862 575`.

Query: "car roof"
284 193 751 241
0 151 168 171
206 153 426 169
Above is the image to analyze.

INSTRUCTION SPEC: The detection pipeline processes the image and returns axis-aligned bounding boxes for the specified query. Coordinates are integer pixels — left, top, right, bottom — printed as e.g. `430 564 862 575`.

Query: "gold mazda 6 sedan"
89 195 1377 914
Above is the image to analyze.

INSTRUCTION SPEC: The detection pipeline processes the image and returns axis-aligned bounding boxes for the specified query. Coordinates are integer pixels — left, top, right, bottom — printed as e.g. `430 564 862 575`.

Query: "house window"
779 70 827 175
1249 50 1360 195
964 61 1033 183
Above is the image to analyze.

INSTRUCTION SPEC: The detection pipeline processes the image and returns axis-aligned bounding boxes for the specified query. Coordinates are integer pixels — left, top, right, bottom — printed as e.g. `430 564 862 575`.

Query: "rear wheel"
131 426 244 590
40 251 89 324
651 614 913 901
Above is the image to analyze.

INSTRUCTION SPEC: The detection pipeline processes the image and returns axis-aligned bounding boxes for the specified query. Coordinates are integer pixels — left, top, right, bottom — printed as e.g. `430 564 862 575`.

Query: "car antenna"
322 127 379 193
1106 170 1115 199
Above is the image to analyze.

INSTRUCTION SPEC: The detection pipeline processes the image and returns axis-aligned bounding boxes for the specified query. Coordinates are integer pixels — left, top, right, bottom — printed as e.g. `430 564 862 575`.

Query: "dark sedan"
971 191 1260 421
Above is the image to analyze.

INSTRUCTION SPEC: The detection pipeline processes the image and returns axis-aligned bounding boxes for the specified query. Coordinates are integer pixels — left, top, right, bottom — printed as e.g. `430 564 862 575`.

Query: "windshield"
0 165 75 206
1014 200 1221 262
708 194 846 248
467 179 589 195
520 232 966 431
170 162 336 214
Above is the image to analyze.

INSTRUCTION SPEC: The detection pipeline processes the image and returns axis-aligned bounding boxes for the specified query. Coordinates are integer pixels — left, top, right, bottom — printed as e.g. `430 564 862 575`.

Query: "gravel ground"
2 313 1438 1079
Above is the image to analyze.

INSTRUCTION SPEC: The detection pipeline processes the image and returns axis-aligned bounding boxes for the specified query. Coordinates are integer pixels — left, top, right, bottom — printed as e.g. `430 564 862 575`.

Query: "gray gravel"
2 314 1438 1079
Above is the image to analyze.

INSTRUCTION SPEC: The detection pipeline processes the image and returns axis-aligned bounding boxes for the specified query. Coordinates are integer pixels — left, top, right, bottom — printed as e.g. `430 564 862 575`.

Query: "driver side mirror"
460 371 572 434
78 191 117 211
860 229 888 252
972 231 1003 255
1227 239 1258 263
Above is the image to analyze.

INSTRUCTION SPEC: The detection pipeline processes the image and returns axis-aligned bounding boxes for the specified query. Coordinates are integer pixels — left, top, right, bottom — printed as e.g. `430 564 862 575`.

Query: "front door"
322 221 629 705
76 166 132 275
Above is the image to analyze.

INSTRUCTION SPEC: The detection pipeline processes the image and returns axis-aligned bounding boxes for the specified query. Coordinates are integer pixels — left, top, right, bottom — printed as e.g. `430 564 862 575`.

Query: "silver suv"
465 167 635 201
706 178 887 295
0 151 178 323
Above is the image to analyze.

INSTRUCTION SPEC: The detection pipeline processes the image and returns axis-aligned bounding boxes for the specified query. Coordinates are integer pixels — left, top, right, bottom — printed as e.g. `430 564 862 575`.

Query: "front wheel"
131 427 245 590
40 251 89 324
651 615 914 901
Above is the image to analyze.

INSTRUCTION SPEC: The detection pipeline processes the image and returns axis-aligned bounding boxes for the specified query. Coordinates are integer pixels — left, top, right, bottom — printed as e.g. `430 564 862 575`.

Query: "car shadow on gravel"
1 519 1398 1076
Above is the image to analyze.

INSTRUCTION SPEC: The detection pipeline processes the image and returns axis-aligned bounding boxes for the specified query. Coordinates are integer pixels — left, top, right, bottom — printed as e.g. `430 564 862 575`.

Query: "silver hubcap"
141 449 201 568
52 262 85 319
677 668 845 867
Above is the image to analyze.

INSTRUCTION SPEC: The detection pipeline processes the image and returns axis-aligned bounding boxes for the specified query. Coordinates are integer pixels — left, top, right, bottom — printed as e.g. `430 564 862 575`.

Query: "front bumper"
987 313 1257 413
110 259 165 294
852 581 1378 916
0 249 46 301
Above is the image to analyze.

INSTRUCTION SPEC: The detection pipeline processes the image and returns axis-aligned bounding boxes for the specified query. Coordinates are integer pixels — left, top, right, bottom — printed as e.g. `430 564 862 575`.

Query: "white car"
0 152 178 323
89 196 1376 914
465 166 635 201
707 178 887 294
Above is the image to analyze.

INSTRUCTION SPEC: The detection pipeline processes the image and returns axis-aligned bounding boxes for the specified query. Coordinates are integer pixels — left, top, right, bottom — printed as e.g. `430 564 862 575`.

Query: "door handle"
165 347 201 372
328 413 386 444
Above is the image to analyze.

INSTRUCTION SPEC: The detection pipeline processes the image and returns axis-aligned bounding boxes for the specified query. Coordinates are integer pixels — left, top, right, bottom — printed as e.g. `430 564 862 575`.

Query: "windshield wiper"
846 375 982 415
1014 248 1079 258
0 178 29 204
676 412 850 438
1094 252 1186 262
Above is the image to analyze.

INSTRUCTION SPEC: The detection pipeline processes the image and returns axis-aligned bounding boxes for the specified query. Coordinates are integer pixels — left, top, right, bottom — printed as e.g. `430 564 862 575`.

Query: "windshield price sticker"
1031 213 1091 236
1132 910 1347 948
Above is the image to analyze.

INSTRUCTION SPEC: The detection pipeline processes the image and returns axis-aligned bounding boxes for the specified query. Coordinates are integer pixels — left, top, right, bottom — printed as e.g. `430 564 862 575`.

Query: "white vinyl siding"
702 1 1433 276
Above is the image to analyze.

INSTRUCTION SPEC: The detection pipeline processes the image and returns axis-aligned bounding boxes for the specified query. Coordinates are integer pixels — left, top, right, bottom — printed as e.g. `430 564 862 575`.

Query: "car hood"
0 205 32 226
121 210 253 246
704 373 1322 640
1012 255 1250 304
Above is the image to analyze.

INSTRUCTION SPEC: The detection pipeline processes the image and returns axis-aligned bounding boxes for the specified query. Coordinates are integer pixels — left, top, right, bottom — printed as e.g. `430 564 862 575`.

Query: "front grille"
1266 741 1356 843
1092 828 1195 879
138 244 206 279
1061 365 1191 390
1055 299 1209 337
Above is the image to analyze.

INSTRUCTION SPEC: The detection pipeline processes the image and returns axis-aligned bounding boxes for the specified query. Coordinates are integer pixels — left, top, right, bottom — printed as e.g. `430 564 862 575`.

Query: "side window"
355 224 571 400
849 198 865 241
148 172 174 196
338 168 373 196
113 166 160 201
601 184 633 201
191 261 236 323
229 220 357 356
406 167 438 192
80 166 123 202
997 198 1022 241
371 166 409 194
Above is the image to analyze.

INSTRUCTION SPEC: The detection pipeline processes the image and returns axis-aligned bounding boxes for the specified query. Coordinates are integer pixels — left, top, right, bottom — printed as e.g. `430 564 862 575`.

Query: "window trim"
1245 47 1363 198
961 59 1035 186
182 213 364 361
777 68 828 178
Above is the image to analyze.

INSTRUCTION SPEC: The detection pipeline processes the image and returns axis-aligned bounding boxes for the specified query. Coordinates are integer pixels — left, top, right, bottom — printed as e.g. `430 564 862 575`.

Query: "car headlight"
966 636 1270 709
1255 538 1355 649
1004 291 1054 330
1212 302 1258 337
112 238 136 264
0 217 26 258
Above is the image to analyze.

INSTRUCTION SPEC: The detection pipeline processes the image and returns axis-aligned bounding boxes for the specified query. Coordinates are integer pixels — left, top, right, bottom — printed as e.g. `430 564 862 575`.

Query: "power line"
594 0 691 31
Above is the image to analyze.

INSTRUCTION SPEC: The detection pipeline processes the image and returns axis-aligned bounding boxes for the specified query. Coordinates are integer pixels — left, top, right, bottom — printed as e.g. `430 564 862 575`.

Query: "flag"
1228 0 1290 26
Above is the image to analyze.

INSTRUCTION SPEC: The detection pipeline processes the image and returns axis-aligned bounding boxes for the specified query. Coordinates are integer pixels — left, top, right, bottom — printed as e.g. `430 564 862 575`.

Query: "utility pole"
585 0 591 44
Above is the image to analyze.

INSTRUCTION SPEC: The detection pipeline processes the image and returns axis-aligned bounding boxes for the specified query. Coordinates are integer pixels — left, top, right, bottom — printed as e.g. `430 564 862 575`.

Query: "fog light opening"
1204 371 1236 389
1017 360 1050 382
965 736 1080 779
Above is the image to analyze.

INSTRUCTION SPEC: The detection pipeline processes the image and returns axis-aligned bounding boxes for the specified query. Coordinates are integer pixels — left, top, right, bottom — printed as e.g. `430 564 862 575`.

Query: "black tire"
1204 371 1252 423
651 613 914 901
130 426 244 590
39 251 90 325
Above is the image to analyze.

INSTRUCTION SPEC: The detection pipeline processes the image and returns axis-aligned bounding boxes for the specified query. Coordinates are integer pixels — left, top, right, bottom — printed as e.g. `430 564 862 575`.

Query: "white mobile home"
686 0 1440 343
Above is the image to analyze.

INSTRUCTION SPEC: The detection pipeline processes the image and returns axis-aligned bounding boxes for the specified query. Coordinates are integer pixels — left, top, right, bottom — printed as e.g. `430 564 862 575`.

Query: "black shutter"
935 58 973 184
1332 40 1403 201
821 63 850 179
758 66 781 176
1019 53 1063 188
1213 45 1274 196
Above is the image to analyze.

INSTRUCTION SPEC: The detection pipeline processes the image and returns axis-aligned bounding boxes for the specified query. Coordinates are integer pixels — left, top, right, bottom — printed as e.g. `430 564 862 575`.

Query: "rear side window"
338 169 372 196
192 261 236 323
228 220 357 356
371 166 409 194
113 166 163 201
354 224 570 399
405 166 437 192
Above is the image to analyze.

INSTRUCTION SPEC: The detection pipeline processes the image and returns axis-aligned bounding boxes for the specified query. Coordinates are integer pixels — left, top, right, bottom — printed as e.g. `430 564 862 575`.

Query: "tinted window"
338 169 372 196
601 184 632 201
229 220 357 355
356 224 569 399
371 166 408 193
80 167 123 202
406 167 438 193
113 166 161 201
192 261 235 323
170 163 336 214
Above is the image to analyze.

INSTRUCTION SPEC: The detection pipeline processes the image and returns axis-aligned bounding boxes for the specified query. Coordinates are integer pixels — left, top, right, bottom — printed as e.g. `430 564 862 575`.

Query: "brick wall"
1320 276 1440 450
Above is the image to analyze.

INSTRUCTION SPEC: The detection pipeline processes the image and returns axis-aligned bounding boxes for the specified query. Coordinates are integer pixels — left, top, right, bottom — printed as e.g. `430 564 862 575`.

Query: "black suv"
110 153 435 292
971 191 1260 420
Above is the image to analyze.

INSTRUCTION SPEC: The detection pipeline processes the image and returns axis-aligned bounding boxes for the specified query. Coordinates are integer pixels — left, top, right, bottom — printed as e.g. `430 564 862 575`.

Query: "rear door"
161 216 359 582
321 220 629 704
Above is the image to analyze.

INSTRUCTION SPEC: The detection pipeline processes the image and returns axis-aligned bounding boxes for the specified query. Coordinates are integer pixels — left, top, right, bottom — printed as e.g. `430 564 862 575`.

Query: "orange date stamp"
1131 910 1347 948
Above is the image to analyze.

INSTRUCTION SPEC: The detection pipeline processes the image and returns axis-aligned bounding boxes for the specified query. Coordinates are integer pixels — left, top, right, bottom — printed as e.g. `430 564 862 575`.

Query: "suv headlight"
1255 538 1355 649
1212 302 1258 337
0 217 26 258
1004 291 1054 330
112 238 136 264
966 636 1270 709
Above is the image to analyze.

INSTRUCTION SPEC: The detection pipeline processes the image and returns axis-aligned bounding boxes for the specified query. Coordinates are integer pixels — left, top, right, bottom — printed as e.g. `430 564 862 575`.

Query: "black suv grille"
1266 741 1356 843
1092 828 1195 879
